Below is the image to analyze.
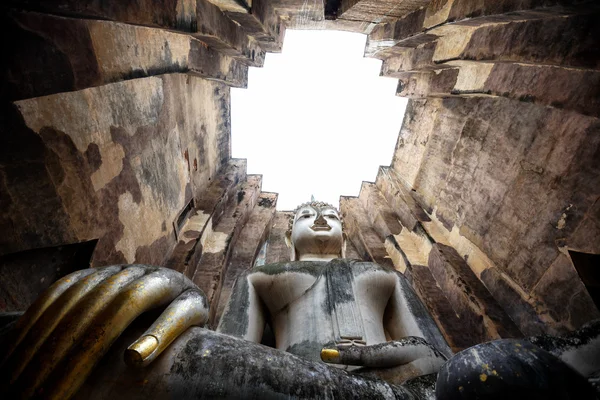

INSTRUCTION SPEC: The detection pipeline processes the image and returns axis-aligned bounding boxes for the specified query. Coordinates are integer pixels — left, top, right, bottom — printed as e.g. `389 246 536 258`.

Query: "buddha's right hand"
0 265 209 400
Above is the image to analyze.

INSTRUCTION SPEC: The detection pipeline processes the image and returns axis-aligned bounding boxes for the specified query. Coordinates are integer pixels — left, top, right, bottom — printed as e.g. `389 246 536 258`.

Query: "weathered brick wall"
2 0 598 348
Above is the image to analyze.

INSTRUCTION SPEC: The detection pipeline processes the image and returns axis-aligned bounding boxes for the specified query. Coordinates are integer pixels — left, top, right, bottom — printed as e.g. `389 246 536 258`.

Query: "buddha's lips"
311 225 331 231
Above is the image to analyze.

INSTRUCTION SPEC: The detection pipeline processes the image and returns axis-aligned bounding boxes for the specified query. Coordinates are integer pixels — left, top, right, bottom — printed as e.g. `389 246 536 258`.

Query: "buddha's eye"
299 214 312 219
325 214 338 219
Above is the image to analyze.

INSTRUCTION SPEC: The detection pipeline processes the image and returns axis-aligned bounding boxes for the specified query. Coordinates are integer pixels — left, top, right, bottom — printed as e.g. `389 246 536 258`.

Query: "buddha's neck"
297 253 340 262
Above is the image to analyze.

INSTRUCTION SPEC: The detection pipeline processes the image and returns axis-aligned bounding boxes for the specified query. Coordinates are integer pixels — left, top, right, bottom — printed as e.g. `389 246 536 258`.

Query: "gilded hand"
0 265 208 400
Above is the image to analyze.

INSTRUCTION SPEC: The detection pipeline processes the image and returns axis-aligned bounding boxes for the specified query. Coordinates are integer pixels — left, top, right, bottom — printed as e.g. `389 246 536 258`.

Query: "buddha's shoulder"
250 259 396 277
341 259 398 276
251 261 326 277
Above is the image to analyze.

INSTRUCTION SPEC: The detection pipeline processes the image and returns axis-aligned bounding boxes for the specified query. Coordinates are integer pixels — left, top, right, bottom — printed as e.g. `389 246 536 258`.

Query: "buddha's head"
286 201 344 261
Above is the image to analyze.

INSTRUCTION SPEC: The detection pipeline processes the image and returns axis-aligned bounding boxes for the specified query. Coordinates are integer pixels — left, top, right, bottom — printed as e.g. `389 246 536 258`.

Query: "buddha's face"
291 205 343 259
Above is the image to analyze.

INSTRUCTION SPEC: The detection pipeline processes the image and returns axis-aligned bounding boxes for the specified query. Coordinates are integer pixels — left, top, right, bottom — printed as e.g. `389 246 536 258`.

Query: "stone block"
214 192 277 324
0 240 97 312
5 11 248 101
380 42 436 74
195 0 266 66
445 12 600 69
568 216 600 255
394 225 434 269
210 0 285 52
368 0 591 55
11 0 264 66
480 267 550 336
375 166 431 232
531 253 600 332
264 211 294 264
191 175 262 321
358 182 402 238
411 264 478 351
337 0 430 22
2 74 230 267
392 95 600 292
428 243 522 340
384 236 411 273
394 61 600 117
163 159 247 277
340 196 394 268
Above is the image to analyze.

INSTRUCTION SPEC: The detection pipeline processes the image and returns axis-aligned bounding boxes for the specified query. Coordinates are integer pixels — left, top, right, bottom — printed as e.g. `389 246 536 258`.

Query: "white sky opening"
231 30 408 211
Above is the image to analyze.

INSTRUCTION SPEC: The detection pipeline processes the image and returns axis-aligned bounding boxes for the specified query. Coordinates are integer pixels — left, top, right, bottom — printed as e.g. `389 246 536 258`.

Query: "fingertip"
320 348 340 363
125 335 159 367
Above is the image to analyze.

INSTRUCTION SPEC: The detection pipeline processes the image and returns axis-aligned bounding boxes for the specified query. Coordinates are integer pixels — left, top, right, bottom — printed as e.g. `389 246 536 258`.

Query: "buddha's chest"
249 265 397 349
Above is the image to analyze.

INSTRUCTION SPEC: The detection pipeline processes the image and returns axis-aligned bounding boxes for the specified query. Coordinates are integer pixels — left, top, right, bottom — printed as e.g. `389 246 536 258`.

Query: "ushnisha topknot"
287 201 342 233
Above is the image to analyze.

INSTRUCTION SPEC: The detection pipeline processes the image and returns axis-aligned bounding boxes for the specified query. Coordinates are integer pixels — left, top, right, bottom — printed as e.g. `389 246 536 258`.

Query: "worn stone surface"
210 0 285 52
270 0 325 28
359 182 403 238
0 240 97 311
164 160 247 277
368 0 593 56
340 196 394 269
13 0 263 66
392 96 600 305
264 211 294 264
375 167 431 232
439 12 600 69
214 191 277 324
191 175 262 322
428 243 522 341
1 0 600 373
437 339 597 400
481 267 550 336
335 0 431 22
344 238 362 260
15 0 201 32
393 225 434 271
4 11 248 101
394 62 600 117
568 197 600 255
530 253 600 332
411 264 477 351
380 42 436 71
1 74 230 267
194 0 266 66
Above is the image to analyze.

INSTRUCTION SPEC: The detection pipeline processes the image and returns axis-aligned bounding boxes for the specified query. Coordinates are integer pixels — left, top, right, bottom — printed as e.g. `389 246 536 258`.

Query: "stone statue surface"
1 202 598 400
217 202 451 369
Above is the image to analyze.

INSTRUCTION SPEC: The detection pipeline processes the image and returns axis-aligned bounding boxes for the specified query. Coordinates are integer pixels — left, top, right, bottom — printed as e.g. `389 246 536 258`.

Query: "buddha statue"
217 201 450 368
1 202 597 400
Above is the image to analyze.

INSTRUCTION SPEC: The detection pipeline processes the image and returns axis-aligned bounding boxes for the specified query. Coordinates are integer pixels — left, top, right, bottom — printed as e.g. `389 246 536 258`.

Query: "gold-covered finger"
42 268 196 400
125 288 209 367
1 268 96 365
2 266 123 386
124 335 159 366
321 348 341 363
14 265 149 399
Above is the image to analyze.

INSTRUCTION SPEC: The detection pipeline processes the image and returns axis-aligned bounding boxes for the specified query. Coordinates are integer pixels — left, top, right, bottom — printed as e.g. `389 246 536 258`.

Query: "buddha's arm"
384 272 452 357
216 270 266 342
1 265 209 400
322 272 449 375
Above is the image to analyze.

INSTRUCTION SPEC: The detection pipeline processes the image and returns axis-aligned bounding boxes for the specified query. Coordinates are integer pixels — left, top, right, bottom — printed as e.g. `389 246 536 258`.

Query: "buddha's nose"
313 213 328 226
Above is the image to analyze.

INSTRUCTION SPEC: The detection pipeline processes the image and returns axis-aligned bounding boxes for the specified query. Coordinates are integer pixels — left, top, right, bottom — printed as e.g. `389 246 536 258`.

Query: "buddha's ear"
285 231 296 261
285 230 292 248
341 233 347 259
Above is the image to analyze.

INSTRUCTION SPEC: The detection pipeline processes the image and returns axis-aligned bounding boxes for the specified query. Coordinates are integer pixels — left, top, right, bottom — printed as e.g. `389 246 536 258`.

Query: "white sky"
231 30 407 211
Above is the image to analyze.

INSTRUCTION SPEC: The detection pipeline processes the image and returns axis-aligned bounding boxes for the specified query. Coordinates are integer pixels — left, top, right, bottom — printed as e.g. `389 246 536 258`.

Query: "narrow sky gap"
231 30 408 211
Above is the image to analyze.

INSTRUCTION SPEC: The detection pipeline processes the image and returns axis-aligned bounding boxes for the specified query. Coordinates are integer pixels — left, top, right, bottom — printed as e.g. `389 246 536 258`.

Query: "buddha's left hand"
320 337 447 373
